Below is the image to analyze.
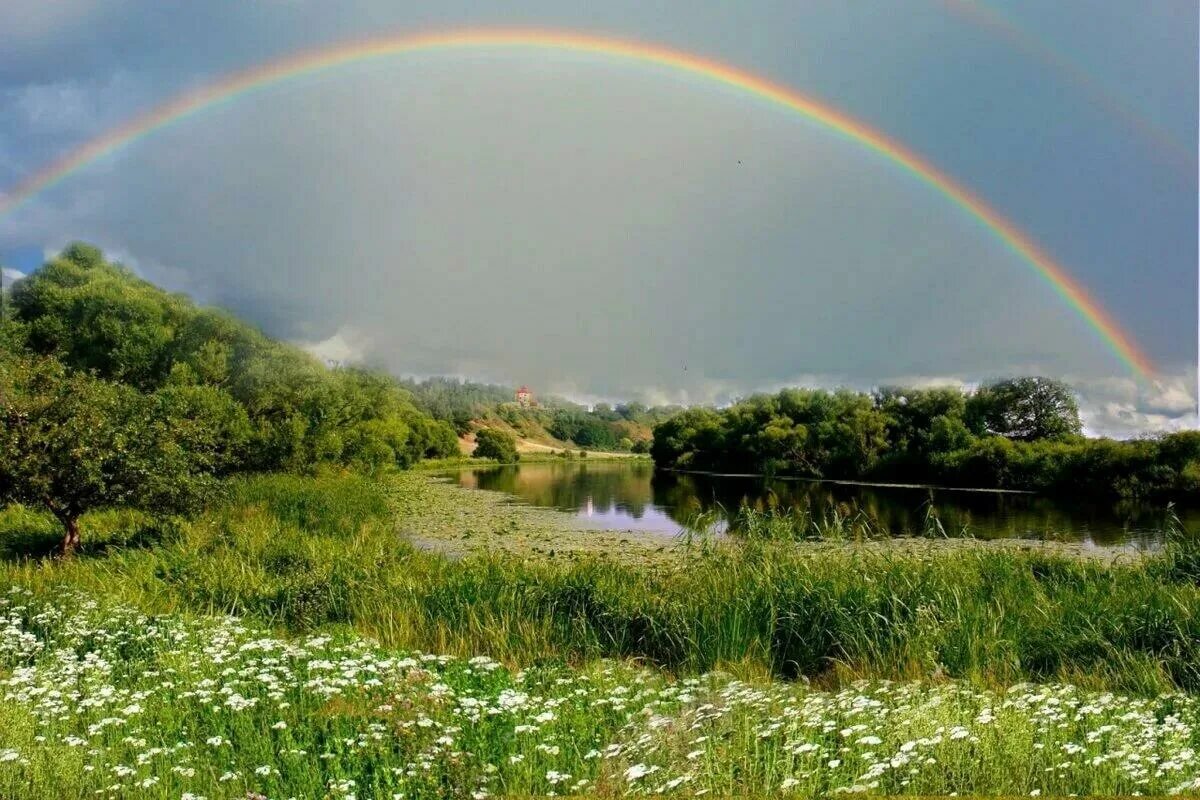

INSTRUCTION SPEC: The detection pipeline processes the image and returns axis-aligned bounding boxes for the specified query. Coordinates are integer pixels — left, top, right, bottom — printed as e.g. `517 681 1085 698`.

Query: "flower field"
2 586 1198 798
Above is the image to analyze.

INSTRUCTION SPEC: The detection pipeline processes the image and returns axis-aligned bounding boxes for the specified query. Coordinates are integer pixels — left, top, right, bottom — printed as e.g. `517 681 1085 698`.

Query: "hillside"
1 243 459 476
403 376 677 453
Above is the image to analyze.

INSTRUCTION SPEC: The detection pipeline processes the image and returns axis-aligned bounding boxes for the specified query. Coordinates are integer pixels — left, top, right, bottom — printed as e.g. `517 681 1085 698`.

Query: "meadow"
2 471 1200 796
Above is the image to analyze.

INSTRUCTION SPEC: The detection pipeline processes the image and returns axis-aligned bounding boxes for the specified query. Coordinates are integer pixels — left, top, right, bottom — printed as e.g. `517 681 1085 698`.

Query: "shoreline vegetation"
400 470 1144 563
4 469 1193 681
2 245 1199 796
2 469 1199 797
662 467 1037 494
650 383 1200 501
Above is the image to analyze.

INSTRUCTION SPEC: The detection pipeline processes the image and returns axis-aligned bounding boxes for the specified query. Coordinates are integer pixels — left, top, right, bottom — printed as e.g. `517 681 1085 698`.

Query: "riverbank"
666 467 1036 494
390 470 672 562
414 451 652 471
2 468 1200 798
2 470 1189 687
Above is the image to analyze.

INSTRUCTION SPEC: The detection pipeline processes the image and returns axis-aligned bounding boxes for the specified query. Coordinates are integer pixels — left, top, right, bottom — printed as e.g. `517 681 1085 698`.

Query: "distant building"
516 386 533 407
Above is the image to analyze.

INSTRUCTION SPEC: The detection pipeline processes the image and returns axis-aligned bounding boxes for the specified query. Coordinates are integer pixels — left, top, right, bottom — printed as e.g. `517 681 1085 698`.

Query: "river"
453 460 1197 548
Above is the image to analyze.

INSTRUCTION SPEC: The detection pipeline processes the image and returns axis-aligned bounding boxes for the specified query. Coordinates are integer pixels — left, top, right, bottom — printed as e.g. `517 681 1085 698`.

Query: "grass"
1 470 1199 796
1 588 1198 798
2 472 1197 692
3 589 1198 798
686 494 977 544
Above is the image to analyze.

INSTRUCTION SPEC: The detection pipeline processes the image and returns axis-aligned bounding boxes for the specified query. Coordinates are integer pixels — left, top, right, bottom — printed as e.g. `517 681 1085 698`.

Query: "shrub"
474 428 519 463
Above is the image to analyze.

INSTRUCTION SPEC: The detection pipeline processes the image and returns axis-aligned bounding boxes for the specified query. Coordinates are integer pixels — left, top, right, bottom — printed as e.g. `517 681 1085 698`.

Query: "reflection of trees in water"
462 464 1195 545
469 462 655 519
652 473 1190 545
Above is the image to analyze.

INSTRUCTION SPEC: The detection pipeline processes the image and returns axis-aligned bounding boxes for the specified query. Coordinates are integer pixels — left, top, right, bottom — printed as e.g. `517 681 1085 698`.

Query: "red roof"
517 386 531 393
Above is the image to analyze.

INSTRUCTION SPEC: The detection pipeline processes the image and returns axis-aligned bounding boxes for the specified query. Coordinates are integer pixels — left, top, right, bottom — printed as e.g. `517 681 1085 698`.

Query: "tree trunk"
59 515 81 557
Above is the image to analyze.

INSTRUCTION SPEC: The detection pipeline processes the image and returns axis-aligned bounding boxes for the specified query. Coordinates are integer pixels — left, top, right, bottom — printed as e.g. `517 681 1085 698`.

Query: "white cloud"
1075 372 1198 438
297 326 372 366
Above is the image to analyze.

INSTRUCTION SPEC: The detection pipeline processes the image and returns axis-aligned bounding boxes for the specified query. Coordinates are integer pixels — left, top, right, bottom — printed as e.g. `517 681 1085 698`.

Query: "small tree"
473 428 519 463
0 356 218 555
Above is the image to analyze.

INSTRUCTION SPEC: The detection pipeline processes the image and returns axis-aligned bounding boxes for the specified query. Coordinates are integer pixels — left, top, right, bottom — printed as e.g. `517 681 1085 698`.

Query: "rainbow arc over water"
0 28 1155 377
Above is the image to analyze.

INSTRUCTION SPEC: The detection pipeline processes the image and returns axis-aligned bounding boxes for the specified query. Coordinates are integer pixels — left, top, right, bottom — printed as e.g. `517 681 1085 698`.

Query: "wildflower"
625 763 656 782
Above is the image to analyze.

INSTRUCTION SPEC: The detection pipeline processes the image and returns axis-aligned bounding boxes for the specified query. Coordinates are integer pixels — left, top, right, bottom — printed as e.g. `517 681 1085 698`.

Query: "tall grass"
689 495 962 542
1163 501 1200 583
1 472 1198 694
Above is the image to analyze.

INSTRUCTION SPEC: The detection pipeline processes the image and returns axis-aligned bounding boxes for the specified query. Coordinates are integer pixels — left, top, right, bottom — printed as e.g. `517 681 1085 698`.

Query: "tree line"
0 244 459 552
650 379 1200 499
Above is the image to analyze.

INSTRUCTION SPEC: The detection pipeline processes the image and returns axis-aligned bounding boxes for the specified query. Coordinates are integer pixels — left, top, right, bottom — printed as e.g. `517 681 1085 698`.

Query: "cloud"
298 326 372 366
4 71 147 137
1 267 25 283
11 57 1135 393
0 2 1192 437
1075 372 1199 438
581 369 1198 440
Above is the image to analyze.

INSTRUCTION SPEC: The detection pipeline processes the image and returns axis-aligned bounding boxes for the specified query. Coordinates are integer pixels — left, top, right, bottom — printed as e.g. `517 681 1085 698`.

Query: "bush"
474 428 519 463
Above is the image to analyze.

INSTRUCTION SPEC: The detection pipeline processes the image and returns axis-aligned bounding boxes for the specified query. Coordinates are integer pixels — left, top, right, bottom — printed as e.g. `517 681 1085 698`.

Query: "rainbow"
0 27 1155 377
941 0 1194 171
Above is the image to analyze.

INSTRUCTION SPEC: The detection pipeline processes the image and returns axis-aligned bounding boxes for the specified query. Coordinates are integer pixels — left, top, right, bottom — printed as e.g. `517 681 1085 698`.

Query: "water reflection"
456 462 1195 547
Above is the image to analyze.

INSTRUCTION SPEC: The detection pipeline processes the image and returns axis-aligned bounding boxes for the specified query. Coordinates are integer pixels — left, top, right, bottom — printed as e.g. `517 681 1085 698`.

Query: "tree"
0 356 219 555
474 428 519 463
966 377 1081 441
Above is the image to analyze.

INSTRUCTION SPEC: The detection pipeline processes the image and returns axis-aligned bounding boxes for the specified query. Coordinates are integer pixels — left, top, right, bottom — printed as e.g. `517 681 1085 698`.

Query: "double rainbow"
0 28 1155 377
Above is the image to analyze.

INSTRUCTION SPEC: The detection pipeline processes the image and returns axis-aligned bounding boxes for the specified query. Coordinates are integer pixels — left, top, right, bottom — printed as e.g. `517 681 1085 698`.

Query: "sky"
0 1 1195 436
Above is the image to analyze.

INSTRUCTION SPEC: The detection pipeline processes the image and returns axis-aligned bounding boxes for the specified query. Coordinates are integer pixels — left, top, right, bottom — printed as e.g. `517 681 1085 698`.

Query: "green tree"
0 357 221 554
966 377 1082 441
474 428 519 463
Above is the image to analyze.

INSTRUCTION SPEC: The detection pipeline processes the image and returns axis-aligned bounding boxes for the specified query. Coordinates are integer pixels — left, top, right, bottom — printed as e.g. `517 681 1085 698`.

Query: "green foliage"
0 356 220 552
5 244 457 477
474 428 519 463
402 377 666 451
399 376 517 434
6 587 1197 799
966 376 1082 440
6 471 1200 693
653 383 1196 499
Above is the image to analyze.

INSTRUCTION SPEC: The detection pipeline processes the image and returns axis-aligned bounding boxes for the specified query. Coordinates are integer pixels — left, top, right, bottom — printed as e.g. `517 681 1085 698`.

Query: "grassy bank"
2 472 1198 694
2 471 1200 796
2 588 1198 798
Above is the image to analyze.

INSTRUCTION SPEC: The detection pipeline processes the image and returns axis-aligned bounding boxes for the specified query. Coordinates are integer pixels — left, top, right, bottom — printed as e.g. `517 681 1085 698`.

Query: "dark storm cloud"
0 1 1194 429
